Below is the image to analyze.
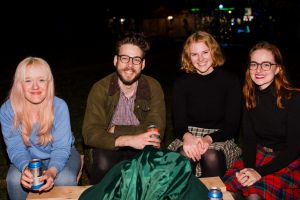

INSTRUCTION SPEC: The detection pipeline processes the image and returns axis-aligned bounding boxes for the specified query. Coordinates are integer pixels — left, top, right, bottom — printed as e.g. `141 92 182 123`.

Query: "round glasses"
249 61 277 71
118 55 143 65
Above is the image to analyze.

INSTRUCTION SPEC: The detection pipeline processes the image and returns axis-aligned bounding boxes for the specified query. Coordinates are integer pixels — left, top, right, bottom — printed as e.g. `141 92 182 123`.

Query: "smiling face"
114 44 145 85
249 49 280 90
22 66 49 105
189 41 214 75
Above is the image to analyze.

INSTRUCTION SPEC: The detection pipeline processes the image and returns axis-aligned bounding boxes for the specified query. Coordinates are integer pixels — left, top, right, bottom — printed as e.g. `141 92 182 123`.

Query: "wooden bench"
199 176 234 200
27 177 233 200
27 185 91 200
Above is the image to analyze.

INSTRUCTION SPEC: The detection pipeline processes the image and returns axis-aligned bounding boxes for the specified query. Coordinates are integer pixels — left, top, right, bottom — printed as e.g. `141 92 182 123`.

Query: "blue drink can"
28 159 44 190
208 187 223 200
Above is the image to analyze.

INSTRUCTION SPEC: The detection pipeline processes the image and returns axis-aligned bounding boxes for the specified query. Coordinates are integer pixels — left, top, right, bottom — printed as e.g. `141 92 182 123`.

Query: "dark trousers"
89 148 139 184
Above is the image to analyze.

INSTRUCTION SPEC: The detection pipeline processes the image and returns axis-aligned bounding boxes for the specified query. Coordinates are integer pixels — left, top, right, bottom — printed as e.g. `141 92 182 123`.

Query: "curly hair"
180 31 224 73
115 32 150 58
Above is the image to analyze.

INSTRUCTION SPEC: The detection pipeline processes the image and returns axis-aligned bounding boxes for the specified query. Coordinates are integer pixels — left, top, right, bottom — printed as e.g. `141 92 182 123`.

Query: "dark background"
0 0 300 197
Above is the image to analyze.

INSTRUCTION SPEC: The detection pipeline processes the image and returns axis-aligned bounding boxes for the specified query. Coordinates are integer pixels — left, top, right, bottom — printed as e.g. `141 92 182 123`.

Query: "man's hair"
115 32 150 58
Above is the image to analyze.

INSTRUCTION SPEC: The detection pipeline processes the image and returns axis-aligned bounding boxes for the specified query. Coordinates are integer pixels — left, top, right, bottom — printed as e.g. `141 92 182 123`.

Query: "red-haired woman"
223 42 300 199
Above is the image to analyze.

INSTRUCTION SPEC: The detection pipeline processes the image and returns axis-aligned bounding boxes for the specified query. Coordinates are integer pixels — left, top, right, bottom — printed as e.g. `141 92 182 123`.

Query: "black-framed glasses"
249 61 277 71
118 55 143 65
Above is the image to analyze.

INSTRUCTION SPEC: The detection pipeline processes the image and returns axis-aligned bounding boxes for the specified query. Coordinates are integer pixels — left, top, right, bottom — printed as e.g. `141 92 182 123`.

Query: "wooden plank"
27 185 91 200
199 176 226 192
27 177 234 200
199 176 234 200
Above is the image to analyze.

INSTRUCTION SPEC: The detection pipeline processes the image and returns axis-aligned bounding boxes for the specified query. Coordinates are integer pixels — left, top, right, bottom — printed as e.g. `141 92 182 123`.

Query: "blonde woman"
0 57 80 200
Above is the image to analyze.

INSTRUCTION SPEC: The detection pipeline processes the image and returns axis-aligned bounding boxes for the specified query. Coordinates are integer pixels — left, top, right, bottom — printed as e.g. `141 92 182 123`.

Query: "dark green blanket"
79 146 208 200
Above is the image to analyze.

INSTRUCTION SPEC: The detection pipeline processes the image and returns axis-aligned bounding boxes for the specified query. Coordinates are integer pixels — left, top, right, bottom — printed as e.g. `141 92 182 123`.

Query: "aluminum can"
208 187 223 200
147 125 160 139
28 159 44 190
147 125 159 132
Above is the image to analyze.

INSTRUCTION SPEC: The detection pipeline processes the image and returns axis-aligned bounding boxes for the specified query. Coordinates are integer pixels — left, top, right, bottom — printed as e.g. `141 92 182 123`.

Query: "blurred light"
216 7 235 11
243 15 253 22
244 8 252 16
120 18 125 24
191 8 200 12
167 16 173 20
228 10 232 14
219 4 224 10
246 25 250 33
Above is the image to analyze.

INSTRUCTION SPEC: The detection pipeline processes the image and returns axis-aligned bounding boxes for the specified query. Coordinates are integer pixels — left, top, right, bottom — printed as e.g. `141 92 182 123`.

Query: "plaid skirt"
168 126 242 177
223 145 300 200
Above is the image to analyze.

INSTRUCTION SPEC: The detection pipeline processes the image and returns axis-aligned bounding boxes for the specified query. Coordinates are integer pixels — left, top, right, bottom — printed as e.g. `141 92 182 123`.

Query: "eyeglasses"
249 61 277 71
118 55 143 65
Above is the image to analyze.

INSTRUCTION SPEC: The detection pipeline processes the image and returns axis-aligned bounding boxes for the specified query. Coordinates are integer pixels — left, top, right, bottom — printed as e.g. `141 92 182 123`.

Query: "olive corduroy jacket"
82 72 166 150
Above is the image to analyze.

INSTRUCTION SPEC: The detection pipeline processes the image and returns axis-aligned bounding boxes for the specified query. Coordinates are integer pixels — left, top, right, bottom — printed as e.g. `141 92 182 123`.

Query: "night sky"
1 1 299 48
0 0 299 69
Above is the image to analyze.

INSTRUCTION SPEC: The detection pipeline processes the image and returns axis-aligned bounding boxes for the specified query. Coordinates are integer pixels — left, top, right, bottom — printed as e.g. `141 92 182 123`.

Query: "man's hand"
115 131 161 149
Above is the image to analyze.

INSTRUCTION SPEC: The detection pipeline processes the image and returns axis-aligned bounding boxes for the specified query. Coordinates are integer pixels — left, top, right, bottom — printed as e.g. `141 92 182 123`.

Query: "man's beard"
117 69 142 86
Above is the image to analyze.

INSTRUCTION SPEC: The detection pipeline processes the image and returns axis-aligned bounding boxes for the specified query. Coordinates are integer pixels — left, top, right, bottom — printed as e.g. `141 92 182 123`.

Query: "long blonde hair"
9 57 54 146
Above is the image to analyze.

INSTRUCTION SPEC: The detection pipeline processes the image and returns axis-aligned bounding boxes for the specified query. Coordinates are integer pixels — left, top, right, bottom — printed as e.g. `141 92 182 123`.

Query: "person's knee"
201 149 226 177
55 168 77 186
6 168 21 187
202 149 225 163
6 175 20 187
246 194 263 200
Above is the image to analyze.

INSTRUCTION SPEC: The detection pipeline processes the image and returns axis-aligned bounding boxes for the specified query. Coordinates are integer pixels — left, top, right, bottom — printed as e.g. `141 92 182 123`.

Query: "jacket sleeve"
82 82 118 150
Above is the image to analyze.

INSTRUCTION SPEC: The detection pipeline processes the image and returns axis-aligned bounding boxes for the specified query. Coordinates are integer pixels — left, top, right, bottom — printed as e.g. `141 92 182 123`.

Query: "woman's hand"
183 132 202 161
198 135 213 154
20 167 33 189
38 167 57 192
236 168 261 187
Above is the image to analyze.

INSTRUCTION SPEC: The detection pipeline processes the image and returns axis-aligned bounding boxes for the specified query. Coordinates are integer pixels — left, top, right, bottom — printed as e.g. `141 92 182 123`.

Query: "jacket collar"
108 73 151 100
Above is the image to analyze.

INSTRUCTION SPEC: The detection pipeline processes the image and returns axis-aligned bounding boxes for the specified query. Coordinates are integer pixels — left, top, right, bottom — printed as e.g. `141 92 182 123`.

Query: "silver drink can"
208 187 223 200
28 159 44 190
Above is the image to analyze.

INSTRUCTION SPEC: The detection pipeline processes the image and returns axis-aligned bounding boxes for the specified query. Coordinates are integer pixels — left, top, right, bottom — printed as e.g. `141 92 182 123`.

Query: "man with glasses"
82 32 166 184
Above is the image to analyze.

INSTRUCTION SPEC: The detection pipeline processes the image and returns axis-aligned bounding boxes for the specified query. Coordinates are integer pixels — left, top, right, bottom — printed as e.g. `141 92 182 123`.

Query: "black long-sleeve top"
242 83 300 176
172 69 242 142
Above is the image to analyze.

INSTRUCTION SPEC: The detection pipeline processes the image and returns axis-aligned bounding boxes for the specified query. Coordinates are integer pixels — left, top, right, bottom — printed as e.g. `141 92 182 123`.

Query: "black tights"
89 148 138 184
179 147 227 177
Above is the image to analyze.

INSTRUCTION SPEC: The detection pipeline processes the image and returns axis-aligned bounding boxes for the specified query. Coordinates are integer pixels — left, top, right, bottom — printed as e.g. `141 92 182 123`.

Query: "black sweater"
243 83 300 176
172 69 242 142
